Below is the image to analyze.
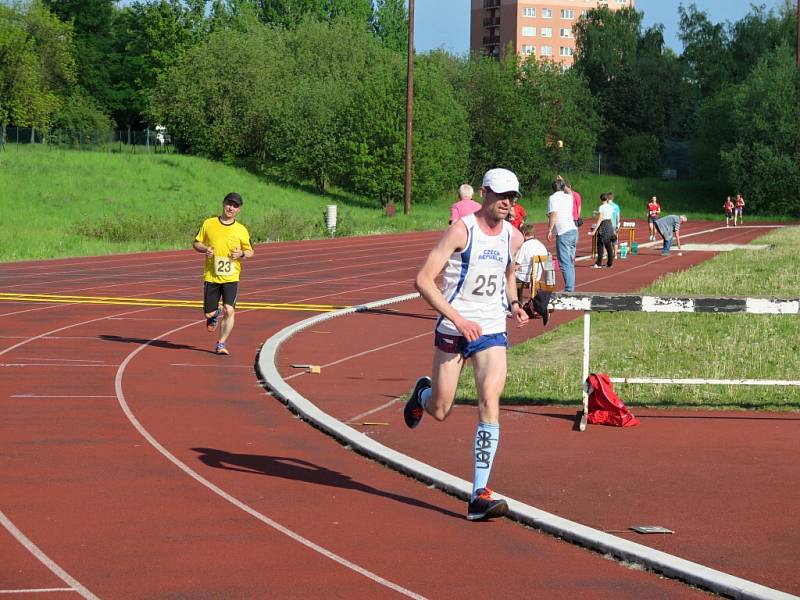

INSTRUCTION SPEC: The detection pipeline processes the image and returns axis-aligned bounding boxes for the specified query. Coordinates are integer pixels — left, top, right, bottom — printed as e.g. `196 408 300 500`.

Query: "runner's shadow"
99 334 212 353
192 447 463 520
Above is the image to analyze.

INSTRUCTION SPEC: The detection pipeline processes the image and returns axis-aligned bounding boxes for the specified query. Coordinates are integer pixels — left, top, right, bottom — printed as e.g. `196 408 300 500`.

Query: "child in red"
507 202 527 230
734 193 745 226
646 196 661 241
724 196 734 227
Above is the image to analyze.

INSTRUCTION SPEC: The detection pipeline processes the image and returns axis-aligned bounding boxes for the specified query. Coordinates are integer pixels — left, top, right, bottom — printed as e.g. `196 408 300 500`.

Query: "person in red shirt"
724 196 735 227
734 193 745 226
646 196 661 240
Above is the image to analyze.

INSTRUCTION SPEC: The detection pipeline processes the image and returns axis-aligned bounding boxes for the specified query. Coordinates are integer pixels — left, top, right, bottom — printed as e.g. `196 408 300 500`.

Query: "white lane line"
114 320 427 600
0 511 97 600
0 364 117 368
0 588 76 594
0 306 165 600
284 332 429 382
14 358 106 363
11 395 116 399
347 398 402 424
168 364 252 369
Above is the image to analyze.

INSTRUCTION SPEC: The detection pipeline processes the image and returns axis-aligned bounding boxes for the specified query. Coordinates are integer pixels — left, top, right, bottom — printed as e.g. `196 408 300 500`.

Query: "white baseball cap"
482 168 520 197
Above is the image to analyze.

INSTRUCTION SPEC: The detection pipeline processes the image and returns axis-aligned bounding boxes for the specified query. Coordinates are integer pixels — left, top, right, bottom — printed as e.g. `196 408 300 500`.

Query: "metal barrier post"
579 310 591 431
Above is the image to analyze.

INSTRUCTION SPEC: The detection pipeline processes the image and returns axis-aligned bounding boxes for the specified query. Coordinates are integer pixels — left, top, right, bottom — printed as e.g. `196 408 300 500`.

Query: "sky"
413 0 790 55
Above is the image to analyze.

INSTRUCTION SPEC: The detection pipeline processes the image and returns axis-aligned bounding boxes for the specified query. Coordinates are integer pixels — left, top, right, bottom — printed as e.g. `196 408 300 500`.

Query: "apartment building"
470 0 634 67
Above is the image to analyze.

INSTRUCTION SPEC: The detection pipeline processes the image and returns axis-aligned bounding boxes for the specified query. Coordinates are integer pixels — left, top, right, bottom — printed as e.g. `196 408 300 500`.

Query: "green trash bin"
631 242 639 255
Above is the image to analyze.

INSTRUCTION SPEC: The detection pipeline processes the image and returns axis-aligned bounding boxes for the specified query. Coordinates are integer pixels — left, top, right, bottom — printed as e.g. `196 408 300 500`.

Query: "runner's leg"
426 348 464 421
470 346 506 494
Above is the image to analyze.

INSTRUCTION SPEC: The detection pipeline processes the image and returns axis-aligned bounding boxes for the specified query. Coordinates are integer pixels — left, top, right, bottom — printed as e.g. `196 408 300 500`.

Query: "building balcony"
483 0 500 9
483 16 500 27
482 35 501 46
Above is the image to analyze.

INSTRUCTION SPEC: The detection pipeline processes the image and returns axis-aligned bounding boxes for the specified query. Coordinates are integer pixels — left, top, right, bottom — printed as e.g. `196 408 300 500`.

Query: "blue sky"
414 0 789 55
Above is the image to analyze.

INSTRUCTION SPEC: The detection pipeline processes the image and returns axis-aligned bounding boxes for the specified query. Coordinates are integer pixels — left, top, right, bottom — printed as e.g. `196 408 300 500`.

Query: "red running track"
0 222 796 598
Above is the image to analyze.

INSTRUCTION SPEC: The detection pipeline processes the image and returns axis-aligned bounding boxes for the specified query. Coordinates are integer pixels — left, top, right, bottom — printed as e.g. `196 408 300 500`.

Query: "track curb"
256 292 798 600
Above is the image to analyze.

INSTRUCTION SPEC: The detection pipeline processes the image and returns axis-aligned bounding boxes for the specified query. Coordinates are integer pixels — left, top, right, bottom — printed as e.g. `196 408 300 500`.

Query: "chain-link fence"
0 126 177 153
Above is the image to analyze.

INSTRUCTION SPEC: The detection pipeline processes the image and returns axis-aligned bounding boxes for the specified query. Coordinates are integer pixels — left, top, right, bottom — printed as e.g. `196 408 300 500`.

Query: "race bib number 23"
213 256 234 277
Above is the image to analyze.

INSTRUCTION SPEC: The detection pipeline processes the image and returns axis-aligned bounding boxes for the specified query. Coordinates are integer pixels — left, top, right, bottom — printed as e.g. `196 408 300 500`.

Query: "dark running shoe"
206 308 222 332
467 488 508 521
403 376 431 429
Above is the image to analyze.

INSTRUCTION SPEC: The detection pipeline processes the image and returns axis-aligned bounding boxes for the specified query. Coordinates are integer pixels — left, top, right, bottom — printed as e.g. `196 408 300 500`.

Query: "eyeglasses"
496 191 519 202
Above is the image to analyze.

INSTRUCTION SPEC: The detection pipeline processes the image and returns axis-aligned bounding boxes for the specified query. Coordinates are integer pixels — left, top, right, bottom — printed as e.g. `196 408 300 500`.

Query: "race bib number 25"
462 268 500 304
213 256 234 277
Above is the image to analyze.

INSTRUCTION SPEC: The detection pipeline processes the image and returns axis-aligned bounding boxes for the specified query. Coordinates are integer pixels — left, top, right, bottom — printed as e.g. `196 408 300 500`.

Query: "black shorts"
204 281 239 313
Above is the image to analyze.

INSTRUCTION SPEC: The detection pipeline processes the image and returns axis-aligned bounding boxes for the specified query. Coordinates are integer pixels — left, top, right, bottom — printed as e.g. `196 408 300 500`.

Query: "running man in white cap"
403 168 529 521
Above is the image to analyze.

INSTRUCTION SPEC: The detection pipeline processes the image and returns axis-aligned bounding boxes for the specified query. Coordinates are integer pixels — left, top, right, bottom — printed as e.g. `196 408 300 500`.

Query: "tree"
248 0 373 29
0 1 75 130
119 0 206 125
573 6 688 174
338 51 469 204
719 46 800 216
372 0 406 52
149 19 287 161
43 0 118 117
678 3 732 99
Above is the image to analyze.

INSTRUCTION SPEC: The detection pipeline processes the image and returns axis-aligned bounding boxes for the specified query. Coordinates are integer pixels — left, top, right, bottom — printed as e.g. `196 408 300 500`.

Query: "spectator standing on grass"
654 214 687 256
734 193 745 226
547 175 578 291
449 184 481 225
647 196 661 240
404 167 529 522
724 196 735 228
590 193 616 269
192 192 254 356
514 223 548 303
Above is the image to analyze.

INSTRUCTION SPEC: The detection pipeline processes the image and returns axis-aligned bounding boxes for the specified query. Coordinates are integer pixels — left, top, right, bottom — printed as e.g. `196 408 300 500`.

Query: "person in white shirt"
589 193 616 268
514 223 548 302
546 175 578 291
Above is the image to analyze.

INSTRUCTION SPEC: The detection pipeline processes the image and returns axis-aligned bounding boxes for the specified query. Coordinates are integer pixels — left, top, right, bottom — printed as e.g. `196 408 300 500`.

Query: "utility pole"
403 0 414 215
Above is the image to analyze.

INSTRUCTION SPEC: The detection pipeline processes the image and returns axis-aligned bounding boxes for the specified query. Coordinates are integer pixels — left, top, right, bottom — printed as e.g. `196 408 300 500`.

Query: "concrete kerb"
255 292 798 600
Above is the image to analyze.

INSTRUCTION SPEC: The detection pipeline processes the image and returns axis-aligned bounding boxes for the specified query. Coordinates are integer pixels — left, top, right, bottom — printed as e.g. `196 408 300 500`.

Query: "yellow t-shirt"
195 217 253 283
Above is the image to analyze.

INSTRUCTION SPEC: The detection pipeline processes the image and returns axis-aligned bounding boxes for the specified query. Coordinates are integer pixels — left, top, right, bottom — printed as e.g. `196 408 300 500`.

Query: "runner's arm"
414 223 482 340
507 229 529 327
192 240 213 258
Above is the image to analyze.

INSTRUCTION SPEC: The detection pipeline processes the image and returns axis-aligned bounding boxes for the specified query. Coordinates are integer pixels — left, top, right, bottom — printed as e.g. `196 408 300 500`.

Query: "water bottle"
544 253 556 286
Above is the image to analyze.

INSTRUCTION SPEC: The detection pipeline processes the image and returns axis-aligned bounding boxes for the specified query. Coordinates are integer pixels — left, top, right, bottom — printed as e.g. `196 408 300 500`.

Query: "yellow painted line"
0 293 346 313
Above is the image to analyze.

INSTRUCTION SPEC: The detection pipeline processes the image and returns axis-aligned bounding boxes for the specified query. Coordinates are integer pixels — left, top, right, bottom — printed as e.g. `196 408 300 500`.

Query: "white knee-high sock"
472 421 500 498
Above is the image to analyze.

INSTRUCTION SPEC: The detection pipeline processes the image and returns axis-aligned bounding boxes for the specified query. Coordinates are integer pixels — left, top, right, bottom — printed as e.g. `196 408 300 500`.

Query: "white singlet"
436 213 513 336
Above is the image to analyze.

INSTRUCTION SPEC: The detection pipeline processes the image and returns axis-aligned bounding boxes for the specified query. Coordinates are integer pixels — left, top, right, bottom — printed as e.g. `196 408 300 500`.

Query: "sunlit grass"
0 145 447 261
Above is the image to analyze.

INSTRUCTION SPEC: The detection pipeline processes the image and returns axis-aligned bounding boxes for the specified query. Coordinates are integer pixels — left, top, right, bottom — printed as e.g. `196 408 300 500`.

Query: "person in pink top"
449 184 482 225
566 181 583 228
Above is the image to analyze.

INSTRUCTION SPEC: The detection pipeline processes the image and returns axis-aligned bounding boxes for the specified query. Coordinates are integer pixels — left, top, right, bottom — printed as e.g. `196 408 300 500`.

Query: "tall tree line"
1 0 797 214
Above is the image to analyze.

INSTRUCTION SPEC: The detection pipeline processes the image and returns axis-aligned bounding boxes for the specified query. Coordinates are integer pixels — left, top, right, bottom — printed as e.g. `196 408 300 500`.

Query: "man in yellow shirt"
192 192 254 355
